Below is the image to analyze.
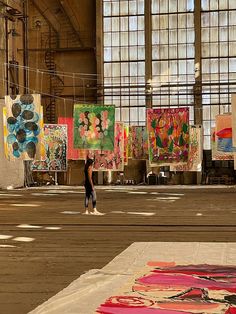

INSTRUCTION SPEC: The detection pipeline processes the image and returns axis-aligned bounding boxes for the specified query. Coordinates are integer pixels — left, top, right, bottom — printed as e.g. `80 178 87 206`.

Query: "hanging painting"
31 124 67 171
147 108 189 166
170 125 203 172
4 94 43 160
124 125 129 165
97 261 236 313
89 122 124 171
58 117 79 160
73 104 115 151
212 114 234 160
131 126 149 160
231 94 236 169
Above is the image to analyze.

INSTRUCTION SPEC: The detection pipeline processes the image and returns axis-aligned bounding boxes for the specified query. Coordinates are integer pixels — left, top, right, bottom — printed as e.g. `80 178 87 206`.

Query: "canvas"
4 94 43 160
170 125 203 172
89 122 124 171
230 95 236 169
58 117 79 160
131 126 149 160
73 104 115 151
32 124 67 171
97 261 236 314
212 114 234 160
147 108 189 166
124 125 129 165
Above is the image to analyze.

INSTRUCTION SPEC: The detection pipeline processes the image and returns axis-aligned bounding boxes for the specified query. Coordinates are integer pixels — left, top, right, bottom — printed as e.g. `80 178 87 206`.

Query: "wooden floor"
0 185 236 314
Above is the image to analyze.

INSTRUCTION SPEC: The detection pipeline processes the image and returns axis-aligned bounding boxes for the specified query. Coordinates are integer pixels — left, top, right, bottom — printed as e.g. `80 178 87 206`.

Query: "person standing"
83 158 104 215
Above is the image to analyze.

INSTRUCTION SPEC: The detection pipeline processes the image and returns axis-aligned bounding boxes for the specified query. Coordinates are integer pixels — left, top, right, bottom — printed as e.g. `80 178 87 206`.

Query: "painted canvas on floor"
147 108 189 166
32 124 67 171
124 125 129 165
73 104 115 151
58 117 79 160
89 122 124 171
4 94 43 160
131 126 149 160
212 114 234 160
170 125 203 172
96 261 236 313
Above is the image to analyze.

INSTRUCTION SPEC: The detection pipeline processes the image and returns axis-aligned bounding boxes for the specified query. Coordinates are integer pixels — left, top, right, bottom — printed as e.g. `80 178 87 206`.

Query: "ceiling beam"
57 0 83 46
31 0 60 35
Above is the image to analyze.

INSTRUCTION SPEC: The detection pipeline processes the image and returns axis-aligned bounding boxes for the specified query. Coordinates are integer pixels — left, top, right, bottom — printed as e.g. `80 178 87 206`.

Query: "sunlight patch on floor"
17 224 42 229
61 211 80 215
0 194 22 197
0 245 16 248
10 203 40 207
13 237 35 242
31 193 58 196
127 212 155 216
0 234 13 240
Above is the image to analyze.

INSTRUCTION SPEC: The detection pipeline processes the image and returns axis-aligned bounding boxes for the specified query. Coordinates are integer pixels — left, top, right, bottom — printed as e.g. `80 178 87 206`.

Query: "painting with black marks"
4 94 43 160
31 124 67 171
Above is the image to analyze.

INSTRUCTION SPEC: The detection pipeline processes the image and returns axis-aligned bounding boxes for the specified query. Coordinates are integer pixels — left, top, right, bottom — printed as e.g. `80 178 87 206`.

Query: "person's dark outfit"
84 167 96 209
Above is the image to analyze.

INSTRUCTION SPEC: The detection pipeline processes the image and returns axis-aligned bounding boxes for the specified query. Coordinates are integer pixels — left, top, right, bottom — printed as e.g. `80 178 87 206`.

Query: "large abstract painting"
58 117 79 160
89 122 124 171
131 126 149 160
97 261 236 313
212 114 234 160
32 124 67 171
170 125 203 172
73 104 115 150
147 108 189 166
4 94 43 160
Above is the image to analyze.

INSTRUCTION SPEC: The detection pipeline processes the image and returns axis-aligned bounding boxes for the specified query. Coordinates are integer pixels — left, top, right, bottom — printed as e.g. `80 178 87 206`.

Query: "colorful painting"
88 122 124 171
124 125 129 165
97 261 236 313
73 104 115 151
231 94 236 169
147 108 189 166
128 126 132 159
4 94 43 160
131 126 149 160
212 114 234 160
170 125 203 172
58 117 79 160
31 124 67 171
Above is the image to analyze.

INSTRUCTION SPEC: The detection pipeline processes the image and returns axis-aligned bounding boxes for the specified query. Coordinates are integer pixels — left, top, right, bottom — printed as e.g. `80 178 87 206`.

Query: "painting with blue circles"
4 94 43 160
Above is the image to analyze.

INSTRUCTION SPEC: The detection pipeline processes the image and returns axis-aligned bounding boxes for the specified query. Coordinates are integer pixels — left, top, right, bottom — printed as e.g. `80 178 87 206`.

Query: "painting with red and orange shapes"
124 125 129 165
88 122 124 171
96 261 236 313
58 117 79 160
131 126 149 160
213 114 234 160
73 104 115 151
147 108 189 166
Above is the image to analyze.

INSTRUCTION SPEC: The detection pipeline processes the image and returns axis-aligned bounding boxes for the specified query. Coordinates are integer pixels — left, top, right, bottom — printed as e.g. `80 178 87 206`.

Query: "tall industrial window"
201 1 236 149
102 1 236 151
151 0 195 126
103 0 146 125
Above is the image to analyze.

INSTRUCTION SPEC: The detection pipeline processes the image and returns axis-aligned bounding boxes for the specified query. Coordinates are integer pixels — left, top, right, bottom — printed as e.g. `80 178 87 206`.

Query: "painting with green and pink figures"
147 108 189 165
73 104 115 151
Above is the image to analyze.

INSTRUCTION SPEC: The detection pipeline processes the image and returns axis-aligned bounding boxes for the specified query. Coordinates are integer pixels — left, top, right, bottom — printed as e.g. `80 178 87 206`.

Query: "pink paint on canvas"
58 117 79 160
96 262 236 314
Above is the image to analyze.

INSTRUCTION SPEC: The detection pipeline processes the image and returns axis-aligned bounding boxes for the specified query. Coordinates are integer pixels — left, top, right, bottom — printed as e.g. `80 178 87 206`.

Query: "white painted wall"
0 101 24 189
